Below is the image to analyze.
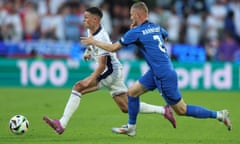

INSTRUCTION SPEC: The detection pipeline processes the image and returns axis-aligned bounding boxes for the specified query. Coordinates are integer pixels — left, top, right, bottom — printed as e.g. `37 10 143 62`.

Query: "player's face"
83 11 95 29
130 8 138 26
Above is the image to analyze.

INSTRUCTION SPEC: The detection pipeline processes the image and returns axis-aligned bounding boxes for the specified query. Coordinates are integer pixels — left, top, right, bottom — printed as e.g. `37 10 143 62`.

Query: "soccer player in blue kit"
81 2 232 136
43 6 176 135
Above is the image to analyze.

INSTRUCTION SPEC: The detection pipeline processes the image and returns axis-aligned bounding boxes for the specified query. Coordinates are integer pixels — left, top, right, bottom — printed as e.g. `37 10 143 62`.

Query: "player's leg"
111 81 141 136
43 77 99 134
112 70 175 136
127 81 146 125
59 81 99 129
163 70 232 131
171 98 232 130
171 99 232 130
136 70 176 128
111 69 167 115
112 80 172 136
172 99 216 118
110 72 147 114
160 69 216 119
126 69 163 128
112 85 168 115
113 92 128 113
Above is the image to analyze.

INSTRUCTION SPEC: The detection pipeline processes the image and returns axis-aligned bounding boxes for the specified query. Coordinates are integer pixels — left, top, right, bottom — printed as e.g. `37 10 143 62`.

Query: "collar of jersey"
92 26 102 36
141 20 149 25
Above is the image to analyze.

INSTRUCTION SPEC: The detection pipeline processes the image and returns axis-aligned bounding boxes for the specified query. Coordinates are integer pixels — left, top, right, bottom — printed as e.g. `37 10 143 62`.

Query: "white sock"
127 124 136 129
139 102 164 114
216 111 223 120
60 90 81 128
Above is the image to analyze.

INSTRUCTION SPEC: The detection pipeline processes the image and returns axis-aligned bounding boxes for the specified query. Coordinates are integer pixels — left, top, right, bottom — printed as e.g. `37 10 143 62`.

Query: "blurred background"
0 1 239 142
0 0 240 90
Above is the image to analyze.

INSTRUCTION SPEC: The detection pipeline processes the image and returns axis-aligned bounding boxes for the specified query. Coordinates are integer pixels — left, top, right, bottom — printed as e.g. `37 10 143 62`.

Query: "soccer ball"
9 115 29 135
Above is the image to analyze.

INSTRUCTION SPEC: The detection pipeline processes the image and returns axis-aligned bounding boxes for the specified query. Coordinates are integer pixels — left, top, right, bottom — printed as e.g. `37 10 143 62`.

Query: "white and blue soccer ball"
9 115 29 135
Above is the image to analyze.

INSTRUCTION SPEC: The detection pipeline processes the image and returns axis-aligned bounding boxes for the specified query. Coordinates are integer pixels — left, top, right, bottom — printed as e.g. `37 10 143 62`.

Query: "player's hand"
83 54 91 61
130 20 137 29
130 23 135 29
80 36 94 45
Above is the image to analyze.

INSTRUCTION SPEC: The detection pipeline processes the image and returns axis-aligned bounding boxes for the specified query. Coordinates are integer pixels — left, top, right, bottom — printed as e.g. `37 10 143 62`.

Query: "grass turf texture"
0 88 239 144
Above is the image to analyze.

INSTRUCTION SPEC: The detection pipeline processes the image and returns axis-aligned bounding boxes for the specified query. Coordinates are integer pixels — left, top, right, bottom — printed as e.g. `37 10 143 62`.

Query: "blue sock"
186 105 217 118
128 96 140 125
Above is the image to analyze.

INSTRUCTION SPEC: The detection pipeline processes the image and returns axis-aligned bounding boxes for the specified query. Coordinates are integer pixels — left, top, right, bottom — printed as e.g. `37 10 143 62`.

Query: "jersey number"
153 35 166 53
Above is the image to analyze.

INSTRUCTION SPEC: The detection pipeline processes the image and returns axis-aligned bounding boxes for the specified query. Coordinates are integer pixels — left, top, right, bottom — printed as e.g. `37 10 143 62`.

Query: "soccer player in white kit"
43 7 176 135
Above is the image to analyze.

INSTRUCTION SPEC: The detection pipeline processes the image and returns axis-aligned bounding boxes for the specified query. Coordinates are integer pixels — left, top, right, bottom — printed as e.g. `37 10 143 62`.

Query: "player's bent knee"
176 111 185 116
121 108 128 113
73 81 86 91
174 108 186 116
172 99 187 115
119 104 128 113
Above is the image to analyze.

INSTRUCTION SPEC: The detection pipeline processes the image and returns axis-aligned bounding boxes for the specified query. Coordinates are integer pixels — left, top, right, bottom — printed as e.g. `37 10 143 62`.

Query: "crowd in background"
0 0 240 62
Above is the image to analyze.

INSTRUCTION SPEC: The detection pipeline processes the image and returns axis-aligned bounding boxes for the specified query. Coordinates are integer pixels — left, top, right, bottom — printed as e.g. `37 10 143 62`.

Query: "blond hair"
131 2 148 14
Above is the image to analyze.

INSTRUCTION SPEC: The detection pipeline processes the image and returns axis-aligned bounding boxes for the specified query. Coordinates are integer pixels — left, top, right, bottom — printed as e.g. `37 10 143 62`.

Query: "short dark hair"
86 7 103 18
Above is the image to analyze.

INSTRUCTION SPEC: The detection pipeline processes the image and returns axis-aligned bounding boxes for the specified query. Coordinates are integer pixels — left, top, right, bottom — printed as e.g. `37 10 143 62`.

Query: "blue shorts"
139 69 182 105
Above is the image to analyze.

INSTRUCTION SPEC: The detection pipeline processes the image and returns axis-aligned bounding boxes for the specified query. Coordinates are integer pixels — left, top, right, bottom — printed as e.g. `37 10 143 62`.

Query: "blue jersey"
119 21 173 77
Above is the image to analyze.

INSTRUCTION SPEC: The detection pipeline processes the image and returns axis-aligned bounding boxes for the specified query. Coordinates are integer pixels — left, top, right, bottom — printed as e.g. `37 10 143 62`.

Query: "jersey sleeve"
160 27 168 40
119 29 139 46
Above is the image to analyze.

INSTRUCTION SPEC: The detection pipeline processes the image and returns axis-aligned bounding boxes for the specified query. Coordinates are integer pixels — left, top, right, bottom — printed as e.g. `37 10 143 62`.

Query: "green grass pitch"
0 88 239 144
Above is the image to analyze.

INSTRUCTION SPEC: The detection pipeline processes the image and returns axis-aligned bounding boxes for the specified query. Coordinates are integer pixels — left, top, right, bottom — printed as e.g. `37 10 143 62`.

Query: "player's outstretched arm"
81 36 122 52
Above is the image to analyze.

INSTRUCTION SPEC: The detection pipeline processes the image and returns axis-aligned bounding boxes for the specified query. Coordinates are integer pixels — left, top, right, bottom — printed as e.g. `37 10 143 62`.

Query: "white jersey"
84 26 127 96
85 27 122 72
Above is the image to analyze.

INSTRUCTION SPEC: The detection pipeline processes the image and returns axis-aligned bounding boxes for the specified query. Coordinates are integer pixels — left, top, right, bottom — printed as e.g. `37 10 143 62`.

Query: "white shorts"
98 68 127 97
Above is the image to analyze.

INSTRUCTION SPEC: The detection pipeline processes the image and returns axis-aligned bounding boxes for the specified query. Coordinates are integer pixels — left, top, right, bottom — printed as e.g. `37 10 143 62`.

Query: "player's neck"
90 24 101 35
137 17 148 26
